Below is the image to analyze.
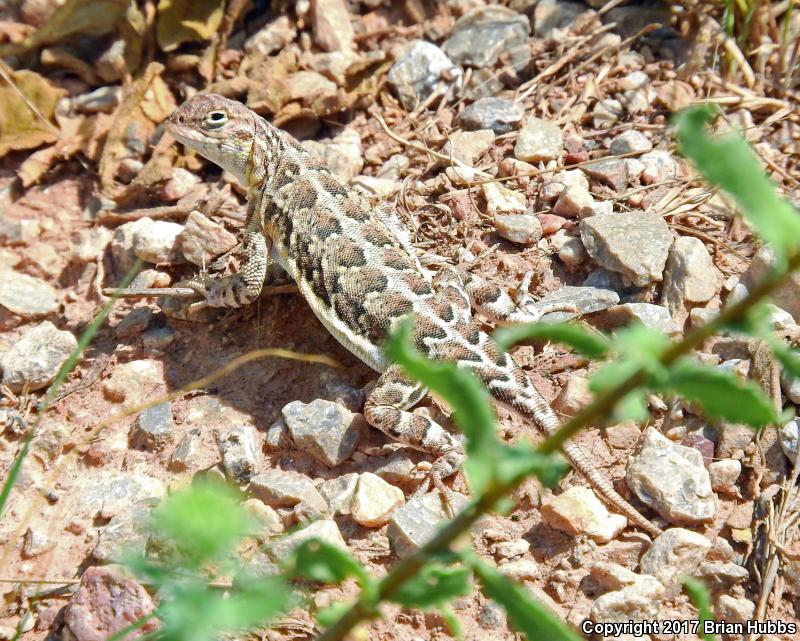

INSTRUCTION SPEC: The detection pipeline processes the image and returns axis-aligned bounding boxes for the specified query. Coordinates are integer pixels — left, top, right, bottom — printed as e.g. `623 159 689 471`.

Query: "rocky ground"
1 0 800 639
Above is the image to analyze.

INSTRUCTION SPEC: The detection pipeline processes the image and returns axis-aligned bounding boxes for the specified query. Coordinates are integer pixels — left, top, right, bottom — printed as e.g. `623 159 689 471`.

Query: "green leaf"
316 602 351 628
391 564 472 609
440 608 463 640
493 442 568 489
683 577 716 641
768 338 800 378
291 539 373 590
158 576 291 641
386 317 498 493
660 359 778 428
493 322 610 358
468 556 581 641
151 482 252 568
674 106 800 267
613 389 650 422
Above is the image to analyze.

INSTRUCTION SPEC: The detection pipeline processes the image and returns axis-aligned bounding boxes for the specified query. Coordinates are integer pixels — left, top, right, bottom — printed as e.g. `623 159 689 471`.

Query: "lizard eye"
203 110 228 130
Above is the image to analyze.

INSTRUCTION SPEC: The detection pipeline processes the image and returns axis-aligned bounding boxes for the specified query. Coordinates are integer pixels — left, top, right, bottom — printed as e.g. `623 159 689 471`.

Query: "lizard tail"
508 391 663 537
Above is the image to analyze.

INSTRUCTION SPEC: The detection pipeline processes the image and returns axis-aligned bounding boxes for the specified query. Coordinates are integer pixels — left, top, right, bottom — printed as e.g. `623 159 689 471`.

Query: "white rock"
482 182 527 215
716 595 755 624
542 486 628 543
640 150 677 185
350 472 405 527
443 129 494 166
553 185 593 218
590 574 665 622
708 459 742 494
639 527 711 589
132 220 183 264
2 321 77 392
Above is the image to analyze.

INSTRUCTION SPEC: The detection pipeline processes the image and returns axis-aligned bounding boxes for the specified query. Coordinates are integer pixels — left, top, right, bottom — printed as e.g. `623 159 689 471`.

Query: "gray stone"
130 402 173 450
264 416 291 450
458 97 524 134
580 212 673 286
370 450 417 484
74 86 122 114
0 269 58 318
514 117 563 163
80 472 164 519
132 220 183 264
558 235 588 266
387 40 462 110
593 98 624 128
492 539 530 559
534 286 620 322
442 129 495 166
388 491 469 557
533 0 586 37
319 473 359 514
479 601 507 629
716 595 755 624
2 321 77 392
640 150 677 185
242 499 284 537
603 303 680 335
696 561 748 594
443 6 530 69
743 245 800 321
249 469 328 513
716 422 754 459
93 503 152 561
626 427 715 525
217 424 262 483
114 307 152 338
662 236 718 326
22 527 56 558
244 15 296 56
780 418 798 463
639 528 711 589
177 211 238 267
268 519 348 559
169 428 203 472
302 127 363 182
282 399 362 467
498 560 539 581
494 213 542 245
142 326 175 351
590 574 665 623
582 158 628 191
609 130 652 155
0 218 40 244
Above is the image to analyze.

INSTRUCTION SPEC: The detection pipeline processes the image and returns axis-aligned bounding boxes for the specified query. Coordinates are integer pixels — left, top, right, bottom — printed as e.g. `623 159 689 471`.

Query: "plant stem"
315 250 800 641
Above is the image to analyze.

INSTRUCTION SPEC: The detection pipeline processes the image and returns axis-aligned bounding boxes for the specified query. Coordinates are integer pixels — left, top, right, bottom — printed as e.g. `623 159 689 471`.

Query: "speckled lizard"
165 93 661 536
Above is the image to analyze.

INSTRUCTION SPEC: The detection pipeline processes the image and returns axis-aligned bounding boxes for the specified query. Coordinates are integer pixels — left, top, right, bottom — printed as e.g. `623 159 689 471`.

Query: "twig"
100 284 298 299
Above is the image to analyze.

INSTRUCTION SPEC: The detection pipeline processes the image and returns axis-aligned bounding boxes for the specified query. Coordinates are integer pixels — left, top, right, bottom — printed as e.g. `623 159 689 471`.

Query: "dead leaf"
156 0 226 51
12 0 129 52
18 145 60 187
140 75 177 123
0 64 65 156
99 62 165 196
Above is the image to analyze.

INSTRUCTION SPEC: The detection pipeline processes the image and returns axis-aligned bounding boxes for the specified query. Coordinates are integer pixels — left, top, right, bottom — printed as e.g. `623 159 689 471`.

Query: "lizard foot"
514 271 580 321
411 448 464 518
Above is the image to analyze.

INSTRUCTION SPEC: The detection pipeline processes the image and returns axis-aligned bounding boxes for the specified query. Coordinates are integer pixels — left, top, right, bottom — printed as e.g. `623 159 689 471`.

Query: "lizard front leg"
364 364 464 499
180 230 269 308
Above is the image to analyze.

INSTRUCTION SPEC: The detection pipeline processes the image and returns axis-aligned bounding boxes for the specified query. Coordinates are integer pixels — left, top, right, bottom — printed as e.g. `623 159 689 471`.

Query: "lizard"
165 93 661 536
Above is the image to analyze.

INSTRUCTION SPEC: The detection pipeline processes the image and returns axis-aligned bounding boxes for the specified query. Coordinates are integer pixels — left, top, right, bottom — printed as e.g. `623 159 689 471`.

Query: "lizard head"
166 93 257 184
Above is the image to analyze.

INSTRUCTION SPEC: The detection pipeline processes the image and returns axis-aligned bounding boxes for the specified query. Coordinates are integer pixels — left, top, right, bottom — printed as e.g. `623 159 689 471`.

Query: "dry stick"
315 249 800 641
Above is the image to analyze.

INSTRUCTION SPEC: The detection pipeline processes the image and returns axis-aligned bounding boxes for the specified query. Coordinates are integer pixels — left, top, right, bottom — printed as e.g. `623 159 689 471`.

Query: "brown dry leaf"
18 146 60 187
99 62 165 196
0 21 35 44
243 49 296 116
141 75 178 123
0 64 65 156
156 0 226 52
2 0 129 55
